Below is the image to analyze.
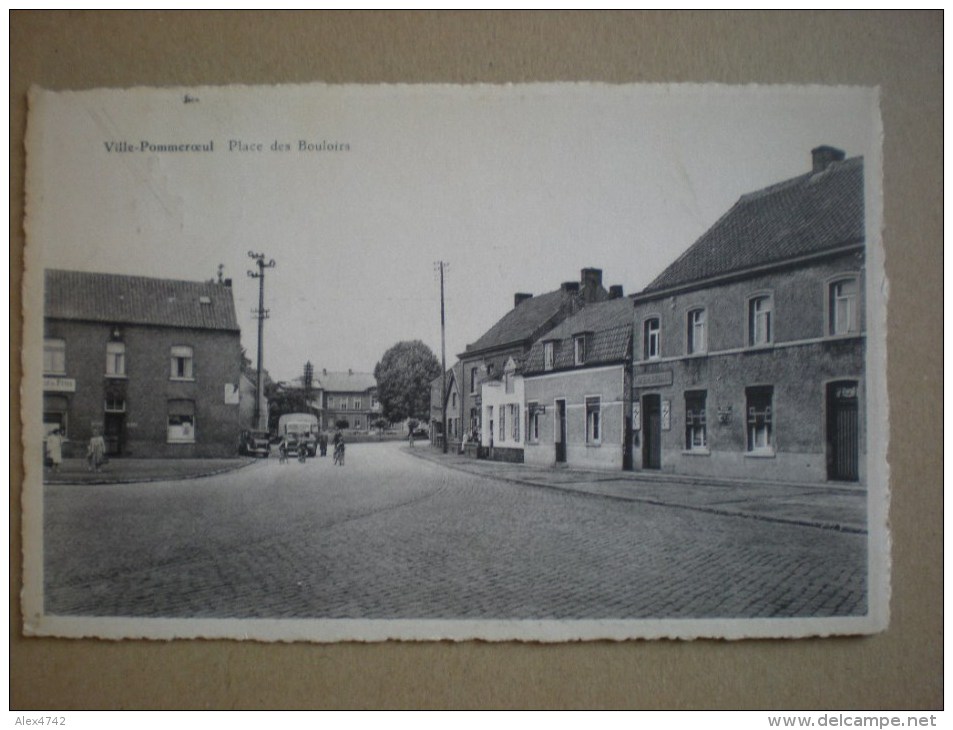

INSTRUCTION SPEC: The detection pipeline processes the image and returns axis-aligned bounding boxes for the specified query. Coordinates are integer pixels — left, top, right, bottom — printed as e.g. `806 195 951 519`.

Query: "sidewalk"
406 446 868 534
42 457 256 485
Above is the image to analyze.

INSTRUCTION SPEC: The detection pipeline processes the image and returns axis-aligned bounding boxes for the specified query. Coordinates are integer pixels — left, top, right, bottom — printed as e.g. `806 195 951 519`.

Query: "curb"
44 458 259 486
404 448 867 534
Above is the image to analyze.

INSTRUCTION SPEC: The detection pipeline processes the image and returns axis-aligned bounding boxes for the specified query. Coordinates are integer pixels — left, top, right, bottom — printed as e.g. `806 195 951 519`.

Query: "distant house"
457 268 611 445
239 368 271 431
43 269 242 458
429 362 462 448
630 146 866 483
316 369 380 432
522 294 633 470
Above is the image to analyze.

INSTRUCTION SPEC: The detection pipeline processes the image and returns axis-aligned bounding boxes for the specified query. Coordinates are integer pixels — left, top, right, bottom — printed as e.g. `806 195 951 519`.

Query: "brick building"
521 294 633 470
315 369 380 432
429 362 462 448
456 268 610 444
630 147 866 484
43 269 242 458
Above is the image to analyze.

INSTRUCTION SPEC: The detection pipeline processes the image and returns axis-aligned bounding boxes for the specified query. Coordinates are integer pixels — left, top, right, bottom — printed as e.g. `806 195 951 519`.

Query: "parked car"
239 430 271 457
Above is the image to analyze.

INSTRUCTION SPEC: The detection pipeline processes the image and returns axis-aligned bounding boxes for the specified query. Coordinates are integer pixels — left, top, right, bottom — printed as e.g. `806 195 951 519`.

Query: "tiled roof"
465 288 576 354
523 297 633 375
642 156 864 295
45 269 239 331
316 371 377 393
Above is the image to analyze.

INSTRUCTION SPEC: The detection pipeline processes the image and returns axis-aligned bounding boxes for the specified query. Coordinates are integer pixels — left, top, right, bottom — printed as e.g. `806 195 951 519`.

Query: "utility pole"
435 261 449 453
247 251 276 430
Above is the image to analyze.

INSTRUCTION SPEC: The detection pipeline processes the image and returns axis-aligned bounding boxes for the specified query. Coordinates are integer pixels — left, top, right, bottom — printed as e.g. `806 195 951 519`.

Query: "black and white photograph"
22 83 888 642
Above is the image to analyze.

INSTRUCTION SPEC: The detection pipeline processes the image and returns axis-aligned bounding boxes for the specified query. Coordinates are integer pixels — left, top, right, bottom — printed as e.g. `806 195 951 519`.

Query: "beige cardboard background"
10 11 942 709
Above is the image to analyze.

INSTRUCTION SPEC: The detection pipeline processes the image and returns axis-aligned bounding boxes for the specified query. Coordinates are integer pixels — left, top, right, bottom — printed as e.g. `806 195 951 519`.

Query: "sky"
26 83 880 382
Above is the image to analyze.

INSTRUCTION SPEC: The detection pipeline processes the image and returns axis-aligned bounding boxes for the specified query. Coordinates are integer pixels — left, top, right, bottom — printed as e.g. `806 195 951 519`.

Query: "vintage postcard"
21 83 888 642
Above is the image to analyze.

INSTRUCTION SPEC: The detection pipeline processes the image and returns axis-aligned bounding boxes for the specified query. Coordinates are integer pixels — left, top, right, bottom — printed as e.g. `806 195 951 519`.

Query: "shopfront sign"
43 377 76 393
634 370 673 388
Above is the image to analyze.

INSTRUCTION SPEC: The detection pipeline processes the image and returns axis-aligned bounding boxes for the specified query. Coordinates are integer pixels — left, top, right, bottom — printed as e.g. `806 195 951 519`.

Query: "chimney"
561 281 580 294
581 267 603 290
322 368 327 376
514 292 533 307
811 145 845 173
348 368 353 375
609 285 624 299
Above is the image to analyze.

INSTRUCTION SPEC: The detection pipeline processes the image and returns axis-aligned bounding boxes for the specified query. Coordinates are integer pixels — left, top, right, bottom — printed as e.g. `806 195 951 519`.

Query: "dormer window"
543 341 555 371
574 334 589 366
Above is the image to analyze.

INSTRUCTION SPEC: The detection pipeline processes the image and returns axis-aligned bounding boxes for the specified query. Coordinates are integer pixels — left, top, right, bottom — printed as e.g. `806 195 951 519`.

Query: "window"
544 341 555 371
487 363 494 378
470 367 478 393
106 341 126 376
510 404 519 442
644 318 660 359
353 417 362 429
748 295 773 346
44 339 66 375
167 399 195 443
687 308 707 355
574 334 587 366
105 397 126 413
499 406 506 443
685 391 707 450
829 278 859 335
327 396 334 409
371 394 379 409
527 402 540 443
746 386 773 453
170 346 194 379
586 397 601 444
341 399 348 410
451 392 457 408
505 373 514 394
354 398 362 410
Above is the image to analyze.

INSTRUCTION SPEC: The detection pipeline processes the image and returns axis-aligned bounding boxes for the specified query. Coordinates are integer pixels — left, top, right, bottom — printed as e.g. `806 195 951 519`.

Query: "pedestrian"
333 432 345 466
46 428 63 472
278 437 288 464
87 428 106 472
408 429 415 448
319 432 328 457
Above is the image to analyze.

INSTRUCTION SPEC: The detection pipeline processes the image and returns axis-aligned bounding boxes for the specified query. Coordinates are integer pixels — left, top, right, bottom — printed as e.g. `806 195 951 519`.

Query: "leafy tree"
372 417 390 439
374 340 441 423
265 382 309 434
334 418 350 430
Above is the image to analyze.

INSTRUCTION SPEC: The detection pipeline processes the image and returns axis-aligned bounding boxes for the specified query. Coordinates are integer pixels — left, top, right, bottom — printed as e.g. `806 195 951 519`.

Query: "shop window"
44 339 66 375
747 295 773 346
106 341 126 377
746 386 773 453
829 277 859 335
687 308 707 355
644 318 660 360
685 390 707 450
170 345 194 379
168 400 196 443
586 396 601 444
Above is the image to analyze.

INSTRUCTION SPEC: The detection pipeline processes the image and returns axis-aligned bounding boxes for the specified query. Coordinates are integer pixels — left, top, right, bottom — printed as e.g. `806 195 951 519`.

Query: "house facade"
317 369 380 432
630 147 866 484
456 268 611 445
43 269 242 458
429 362 462 448
522 295 633 471
480 357 525 462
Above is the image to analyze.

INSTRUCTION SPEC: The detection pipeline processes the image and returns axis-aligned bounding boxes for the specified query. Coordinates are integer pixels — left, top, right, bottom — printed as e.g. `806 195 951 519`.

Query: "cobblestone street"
44 442 867 620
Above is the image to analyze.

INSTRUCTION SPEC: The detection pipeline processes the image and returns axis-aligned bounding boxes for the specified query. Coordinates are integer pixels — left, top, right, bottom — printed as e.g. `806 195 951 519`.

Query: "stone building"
629 146 866 484
429 362 462 449
43 269 242 458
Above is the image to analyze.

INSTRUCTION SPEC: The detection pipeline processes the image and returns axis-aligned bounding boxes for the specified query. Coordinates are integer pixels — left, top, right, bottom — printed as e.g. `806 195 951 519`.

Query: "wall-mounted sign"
632 402 641 430
224 383 240 404
661 400 671 431
634 370 673 388
43 377 76 393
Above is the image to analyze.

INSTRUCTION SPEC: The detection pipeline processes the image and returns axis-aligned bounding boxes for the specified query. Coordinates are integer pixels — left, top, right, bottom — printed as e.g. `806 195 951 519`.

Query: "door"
642 394 661 470
104 412 124 456
827 381 859 481
554 399 567 463
623 415 633 470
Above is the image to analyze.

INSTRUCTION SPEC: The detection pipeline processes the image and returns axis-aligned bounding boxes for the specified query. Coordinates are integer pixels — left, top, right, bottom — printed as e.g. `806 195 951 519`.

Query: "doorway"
104 412 125 456
826 381 859 481
554 399 567 463
642 394 661 470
